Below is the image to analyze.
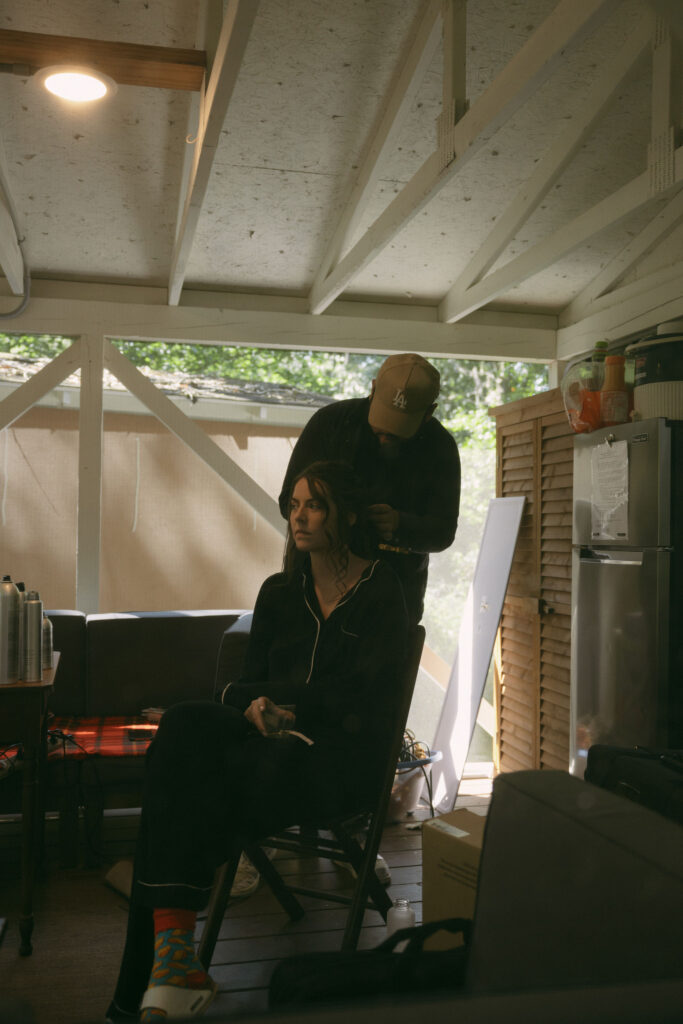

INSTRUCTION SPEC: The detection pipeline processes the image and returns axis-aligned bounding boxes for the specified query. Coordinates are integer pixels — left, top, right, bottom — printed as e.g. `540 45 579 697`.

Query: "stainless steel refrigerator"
569 417 683 777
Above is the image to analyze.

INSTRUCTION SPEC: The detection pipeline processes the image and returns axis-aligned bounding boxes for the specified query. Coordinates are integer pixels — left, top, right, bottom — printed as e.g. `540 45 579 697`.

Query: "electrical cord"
0 745 23 778
397 729 431 767
47 728 105 862
396 729 436 818
0 199 31 320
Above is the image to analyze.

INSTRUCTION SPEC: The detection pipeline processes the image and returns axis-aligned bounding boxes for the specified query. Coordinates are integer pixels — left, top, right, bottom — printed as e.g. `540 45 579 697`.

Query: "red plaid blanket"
48 716 158 758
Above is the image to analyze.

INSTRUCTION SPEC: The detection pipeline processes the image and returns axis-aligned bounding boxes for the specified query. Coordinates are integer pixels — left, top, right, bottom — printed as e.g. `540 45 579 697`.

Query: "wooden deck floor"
0 785 490 1024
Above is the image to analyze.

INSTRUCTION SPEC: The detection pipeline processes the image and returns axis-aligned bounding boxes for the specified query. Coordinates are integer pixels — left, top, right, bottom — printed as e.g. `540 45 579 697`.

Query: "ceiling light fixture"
35 64 117 102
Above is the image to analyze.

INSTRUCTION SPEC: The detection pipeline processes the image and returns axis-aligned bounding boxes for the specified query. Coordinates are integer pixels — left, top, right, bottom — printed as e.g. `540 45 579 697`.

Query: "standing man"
279 353 461 624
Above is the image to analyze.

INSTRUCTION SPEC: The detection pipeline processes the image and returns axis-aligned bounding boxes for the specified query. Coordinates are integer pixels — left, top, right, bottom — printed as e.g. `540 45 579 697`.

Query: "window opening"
1 331 548 773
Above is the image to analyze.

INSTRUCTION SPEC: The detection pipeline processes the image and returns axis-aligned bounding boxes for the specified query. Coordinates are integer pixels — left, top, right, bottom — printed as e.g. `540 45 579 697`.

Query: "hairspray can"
16 582 27 680
0 575 20 684
24 591 43 682
42 613 54 670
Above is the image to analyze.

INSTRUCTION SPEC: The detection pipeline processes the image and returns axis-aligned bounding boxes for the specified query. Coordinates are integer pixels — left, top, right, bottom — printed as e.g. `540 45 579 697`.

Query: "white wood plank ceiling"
1 0 682 362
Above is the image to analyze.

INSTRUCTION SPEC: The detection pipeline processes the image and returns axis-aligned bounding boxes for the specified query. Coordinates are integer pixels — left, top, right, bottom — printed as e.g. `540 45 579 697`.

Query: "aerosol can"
24 591 43 682
0 575 20 684
16 581 27 680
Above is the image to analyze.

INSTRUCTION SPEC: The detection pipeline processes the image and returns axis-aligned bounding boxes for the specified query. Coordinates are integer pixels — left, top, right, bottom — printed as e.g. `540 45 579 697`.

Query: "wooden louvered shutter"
489 389 574 773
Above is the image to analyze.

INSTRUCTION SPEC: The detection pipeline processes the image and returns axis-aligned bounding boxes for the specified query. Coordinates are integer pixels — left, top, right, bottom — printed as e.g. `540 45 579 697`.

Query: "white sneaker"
374 853 392 886
229 853 260 898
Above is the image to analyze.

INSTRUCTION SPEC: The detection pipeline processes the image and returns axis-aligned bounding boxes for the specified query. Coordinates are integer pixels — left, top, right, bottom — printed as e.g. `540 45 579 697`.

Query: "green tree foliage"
114 341 547 451
1 333 546 450
1 333 72 359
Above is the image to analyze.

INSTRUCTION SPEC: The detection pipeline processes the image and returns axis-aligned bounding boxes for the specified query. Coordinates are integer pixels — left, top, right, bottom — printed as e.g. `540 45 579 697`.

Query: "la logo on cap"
392 388 408 410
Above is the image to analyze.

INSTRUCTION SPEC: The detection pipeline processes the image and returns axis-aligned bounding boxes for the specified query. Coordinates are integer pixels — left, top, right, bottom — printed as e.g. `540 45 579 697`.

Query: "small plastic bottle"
386 898 415 937
42 613 54 671
600 355 629 426
577 339 610 428
581 340 609 430
592 339 609 368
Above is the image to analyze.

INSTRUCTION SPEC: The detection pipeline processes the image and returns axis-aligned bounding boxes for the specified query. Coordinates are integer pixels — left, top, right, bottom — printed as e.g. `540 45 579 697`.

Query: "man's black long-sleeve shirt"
278 397 461 623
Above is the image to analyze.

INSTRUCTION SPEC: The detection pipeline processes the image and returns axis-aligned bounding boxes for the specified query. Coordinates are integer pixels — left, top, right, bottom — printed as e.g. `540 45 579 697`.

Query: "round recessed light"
35 65 117 102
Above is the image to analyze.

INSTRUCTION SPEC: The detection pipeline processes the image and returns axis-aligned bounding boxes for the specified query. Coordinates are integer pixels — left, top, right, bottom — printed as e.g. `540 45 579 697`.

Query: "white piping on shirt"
302 560 379 685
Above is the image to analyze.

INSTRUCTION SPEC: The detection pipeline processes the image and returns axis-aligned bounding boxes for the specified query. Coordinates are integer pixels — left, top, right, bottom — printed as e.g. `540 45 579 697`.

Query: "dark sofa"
0 608 248 864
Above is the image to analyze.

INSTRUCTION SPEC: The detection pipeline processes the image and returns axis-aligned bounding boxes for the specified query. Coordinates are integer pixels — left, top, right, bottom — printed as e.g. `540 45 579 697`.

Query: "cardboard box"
421 807 487 950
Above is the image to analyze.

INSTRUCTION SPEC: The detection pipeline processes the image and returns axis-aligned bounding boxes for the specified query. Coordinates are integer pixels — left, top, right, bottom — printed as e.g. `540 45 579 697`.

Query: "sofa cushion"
49 716 157 758
85 610 244 715
45 610 87 716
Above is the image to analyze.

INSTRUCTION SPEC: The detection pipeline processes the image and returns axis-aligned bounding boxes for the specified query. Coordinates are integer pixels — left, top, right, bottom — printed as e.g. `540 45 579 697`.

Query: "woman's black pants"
110 700 342 1014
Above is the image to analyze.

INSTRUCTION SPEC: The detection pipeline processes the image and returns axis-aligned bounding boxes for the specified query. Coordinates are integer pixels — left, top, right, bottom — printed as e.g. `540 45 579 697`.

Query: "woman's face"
289 477 338 554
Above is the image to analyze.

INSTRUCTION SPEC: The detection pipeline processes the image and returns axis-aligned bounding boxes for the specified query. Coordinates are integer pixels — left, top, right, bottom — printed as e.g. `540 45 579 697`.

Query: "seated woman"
107 460 409 1023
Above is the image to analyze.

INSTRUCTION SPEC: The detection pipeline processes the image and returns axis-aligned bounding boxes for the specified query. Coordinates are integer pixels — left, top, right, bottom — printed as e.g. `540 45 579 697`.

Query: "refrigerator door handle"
578 548 644 567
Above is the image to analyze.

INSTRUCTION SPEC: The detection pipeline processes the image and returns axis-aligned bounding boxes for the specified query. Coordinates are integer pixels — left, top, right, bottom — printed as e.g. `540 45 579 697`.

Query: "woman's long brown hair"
283 460 372 586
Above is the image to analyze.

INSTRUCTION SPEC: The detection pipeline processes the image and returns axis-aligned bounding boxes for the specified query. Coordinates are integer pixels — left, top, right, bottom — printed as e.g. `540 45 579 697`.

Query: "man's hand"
245 697 296 736
368 503 400 541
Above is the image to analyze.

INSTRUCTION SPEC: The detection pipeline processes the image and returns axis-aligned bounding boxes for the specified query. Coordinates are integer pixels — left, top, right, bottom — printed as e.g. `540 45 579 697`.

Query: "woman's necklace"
314 578 347 619
312 555 371 619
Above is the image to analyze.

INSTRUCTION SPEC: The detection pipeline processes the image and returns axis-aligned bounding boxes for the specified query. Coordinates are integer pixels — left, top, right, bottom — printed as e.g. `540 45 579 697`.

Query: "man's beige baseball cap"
367 353 440 439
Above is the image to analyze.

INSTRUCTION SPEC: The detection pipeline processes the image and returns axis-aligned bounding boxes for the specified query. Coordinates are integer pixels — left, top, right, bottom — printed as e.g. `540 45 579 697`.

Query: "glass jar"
386 898 415 936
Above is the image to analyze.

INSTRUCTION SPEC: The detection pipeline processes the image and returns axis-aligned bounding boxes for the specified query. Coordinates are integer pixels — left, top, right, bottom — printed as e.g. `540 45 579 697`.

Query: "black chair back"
199 624 425 964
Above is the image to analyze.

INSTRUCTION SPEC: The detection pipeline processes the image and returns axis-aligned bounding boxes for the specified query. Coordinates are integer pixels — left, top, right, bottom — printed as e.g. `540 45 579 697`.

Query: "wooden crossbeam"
439 144 683 324
103 340 285 536
562 187 683 323
168 0 260 305
0 29 206 91
0 340 83 431
439 12 653 322
557 260 683 359
308 0 442 313
0 133 24 294
0 293 556 362
308 0 616 314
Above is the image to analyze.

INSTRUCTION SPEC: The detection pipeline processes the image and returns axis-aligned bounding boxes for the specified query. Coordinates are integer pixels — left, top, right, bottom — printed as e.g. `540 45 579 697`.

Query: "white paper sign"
590 440 629 540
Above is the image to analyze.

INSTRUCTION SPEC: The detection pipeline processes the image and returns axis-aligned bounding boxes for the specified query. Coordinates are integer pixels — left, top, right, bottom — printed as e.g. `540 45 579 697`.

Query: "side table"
0 653 60 955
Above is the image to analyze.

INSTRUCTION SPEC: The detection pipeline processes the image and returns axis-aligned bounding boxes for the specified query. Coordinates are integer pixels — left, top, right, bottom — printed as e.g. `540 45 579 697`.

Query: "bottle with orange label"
600 355 629 426
579 340 608 430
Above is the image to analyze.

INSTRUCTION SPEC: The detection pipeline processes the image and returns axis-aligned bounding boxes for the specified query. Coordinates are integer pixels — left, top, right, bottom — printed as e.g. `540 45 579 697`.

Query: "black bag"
585 745 683 826
268 917 471 1008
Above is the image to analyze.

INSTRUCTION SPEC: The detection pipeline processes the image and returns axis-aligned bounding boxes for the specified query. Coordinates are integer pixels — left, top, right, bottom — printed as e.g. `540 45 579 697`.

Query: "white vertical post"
76 333 104 613
548 360 570 389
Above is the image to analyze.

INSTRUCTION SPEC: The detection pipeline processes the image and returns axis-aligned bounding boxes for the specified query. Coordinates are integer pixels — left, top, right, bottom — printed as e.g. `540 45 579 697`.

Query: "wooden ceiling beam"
308 0 442 315
307 0 617 315
0 29 206 91
440 144 683 324
439 12 653 322
557 260 683 359
0 132 24 294
560 187 683 325
168 0 261 306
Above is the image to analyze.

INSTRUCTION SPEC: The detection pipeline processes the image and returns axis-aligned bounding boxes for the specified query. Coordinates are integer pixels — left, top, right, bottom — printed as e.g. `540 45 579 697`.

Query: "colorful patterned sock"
139 914 212 1023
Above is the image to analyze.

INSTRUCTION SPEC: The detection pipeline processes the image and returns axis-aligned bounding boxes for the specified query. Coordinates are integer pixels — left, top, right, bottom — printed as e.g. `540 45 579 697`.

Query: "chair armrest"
214 612 253 699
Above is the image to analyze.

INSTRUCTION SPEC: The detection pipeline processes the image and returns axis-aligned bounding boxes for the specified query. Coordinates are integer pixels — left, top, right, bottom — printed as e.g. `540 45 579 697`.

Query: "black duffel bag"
269 917 471 1008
